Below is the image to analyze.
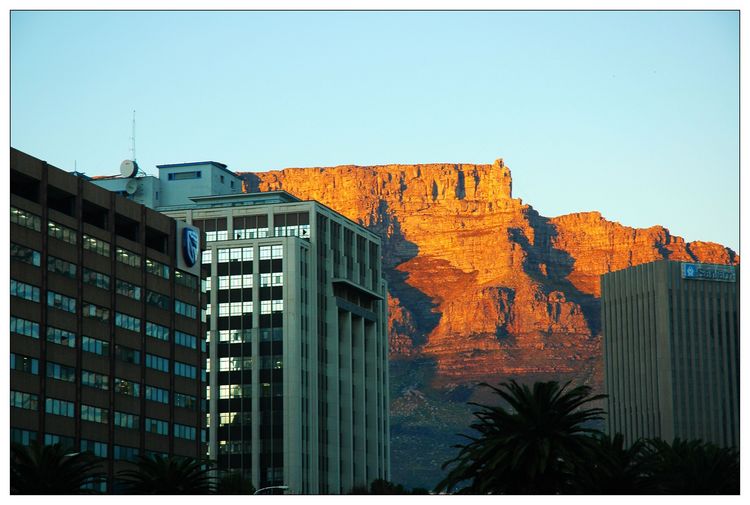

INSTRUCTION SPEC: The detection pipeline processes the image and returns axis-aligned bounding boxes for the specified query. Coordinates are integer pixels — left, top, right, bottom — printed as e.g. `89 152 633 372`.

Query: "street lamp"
253 485 289 495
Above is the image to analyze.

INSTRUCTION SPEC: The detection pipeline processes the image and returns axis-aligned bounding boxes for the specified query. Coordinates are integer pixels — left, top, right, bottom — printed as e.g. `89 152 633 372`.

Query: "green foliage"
436 380 605 494
570 433 653 494
217 471 256 494
117 454 218 494
11 442 106 494
349 479 428 494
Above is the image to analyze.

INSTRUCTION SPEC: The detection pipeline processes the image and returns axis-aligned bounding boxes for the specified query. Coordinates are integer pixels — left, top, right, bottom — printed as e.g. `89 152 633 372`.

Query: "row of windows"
48 221 77 245
11 279 40 302
217 247 254 263
83 268 110 290
260 300 284 314
48 256 77 278
145 258 170 279
207 356 254 372
175 330 197 349
116 279 141 300
175 300 197 319
116 247 140 268
11 206 41 231
145 353 169 372
82 234 110 257
114 411 139 429
11 353 39 375
146 322 170 341
146 290 170 310
82 302 109 322
48 291 76 313
11 316 40 339
211 301 253 317
82 370 109 390
174 423 196 440
48 326 76 348
115 312 141 333
145 385 169 404
175 270 199 290
10 243 41 266
115 377 140 397
10 391 38 410
146 417 169 435
259 245 283 260
47 397 75 417
219 384 252 399
175 361 197 379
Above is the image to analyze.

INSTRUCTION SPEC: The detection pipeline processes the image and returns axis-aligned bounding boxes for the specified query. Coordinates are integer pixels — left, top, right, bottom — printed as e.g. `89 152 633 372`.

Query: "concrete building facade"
601 260 739 448
10 148 207 490
93 161 391 494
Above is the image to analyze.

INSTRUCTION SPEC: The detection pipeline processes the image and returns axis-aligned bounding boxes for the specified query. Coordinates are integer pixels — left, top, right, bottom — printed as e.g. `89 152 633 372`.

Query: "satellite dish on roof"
125 179 139 195
120 159 138 178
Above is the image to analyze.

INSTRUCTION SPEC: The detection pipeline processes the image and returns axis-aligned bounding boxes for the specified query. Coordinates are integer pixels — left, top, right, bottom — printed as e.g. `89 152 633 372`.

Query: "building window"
81 404 109 424
82 370 109 390
201 249 212 265
168 171 201 180
218 356 252 371
48 221 77 245
11 243 41 266
115 312 141 333
174 393 197 410
145 418 169 436
113 445 139 462
11 391 38 411
82 302 110 322
145 386 169 404
114 378 140 397
116 247 141 268
47 256 77 278
11 353 39 375
82 268 111 290
175 330 197 349
115 345 140 365
145 258 170 279
11 207 41 231
48 327 76 348
175 270 198 290
82 234 110 257
11 316 40 339
146 385 169 404
46 398 75 417
114 411 139 429
146 290 170 310
115 279 141 300
174 361 197 379
47 290 75 312
82 335 108 355
47 362 76 382
145 354 169 373
175 299 197 319
11 279 40 303
145 322 170 341
11 428 38 446
80 439 108 458
173 423 196 441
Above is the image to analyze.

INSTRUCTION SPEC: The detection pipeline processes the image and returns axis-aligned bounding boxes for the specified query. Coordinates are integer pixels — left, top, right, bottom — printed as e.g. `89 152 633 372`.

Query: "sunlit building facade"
94 162 390 494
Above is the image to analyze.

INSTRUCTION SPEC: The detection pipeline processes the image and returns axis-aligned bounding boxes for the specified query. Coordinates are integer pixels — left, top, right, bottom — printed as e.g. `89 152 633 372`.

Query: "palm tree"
641 438 740 494
571 433 653 494
435 380 605 494
11 442 106 494
116 454 218 494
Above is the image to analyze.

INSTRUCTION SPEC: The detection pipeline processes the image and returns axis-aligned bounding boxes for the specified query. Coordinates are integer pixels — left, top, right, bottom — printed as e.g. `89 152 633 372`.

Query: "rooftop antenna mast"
129 110 137 162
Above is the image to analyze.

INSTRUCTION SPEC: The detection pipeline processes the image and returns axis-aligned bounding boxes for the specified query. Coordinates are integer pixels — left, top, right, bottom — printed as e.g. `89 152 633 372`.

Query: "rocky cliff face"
241 159 736 384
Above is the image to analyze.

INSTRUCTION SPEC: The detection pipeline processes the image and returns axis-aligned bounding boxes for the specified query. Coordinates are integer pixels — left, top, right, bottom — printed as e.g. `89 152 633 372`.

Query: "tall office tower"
10 148 207 491
93 161 391 494
601 260 739 448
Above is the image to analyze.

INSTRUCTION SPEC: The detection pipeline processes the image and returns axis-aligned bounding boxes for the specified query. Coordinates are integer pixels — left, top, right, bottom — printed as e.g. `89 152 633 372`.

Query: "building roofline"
189 190 301 203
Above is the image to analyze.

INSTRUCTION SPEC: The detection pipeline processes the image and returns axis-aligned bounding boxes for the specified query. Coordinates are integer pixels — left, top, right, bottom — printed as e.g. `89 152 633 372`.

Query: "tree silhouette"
11 442 106 494
641 438 740 494
116 454 218 494
571 433 653 494
217 470 256 494
436 380 605 494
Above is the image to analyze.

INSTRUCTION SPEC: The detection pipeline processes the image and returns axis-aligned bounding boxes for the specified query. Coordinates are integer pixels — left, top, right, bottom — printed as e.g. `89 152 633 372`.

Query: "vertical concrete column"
283 241 302 494
351 315 366 488
364 320 378 484
252 242 261 488
338 310 353 493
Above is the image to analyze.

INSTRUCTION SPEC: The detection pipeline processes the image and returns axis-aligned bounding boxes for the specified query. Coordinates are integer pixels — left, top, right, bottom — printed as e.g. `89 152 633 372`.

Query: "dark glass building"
10 148 207 491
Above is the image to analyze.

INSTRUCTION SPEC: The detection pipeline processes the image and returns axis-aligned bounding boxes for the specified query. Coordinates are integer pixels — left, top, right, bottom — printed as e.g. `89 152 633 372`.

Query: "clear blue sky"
10 10 739 251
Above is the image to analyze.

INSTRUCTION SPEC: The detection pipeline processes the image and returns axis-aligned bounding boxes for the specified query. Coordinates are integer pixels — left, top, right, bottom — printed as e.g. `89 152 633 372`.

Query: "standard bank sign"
177 222 201 276
681 262 736 282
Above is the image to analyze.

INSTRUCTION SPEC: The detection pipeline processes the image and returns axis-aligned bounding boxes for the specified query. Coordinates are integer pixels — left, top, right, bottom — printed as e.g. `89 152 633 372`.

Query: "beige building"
601 260 739 448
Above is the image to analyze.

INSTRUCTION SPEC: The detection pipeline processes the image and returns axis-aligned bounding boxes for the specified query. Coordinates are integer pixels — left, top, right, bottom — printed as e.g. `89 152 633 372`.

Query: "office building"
93 161 391 493
10 148 207 491
601 260 739 448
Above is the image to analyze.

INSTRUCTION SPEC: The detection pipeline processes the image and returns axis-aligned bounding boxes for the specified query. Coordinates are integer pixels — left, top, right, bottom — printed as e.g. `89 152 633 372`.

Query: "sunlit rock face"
240 159 736 383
